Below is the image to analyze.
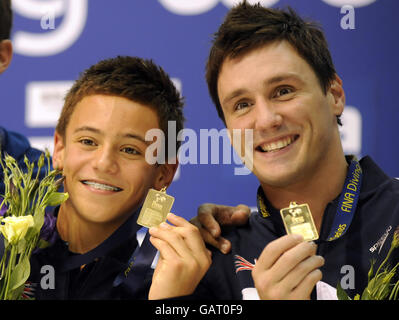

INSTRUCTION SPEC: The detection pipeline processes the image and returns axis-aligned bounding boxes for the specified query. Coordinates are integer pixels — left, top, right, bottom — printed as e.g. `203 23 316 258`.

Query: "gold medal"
137 187 175 228
280 202 319 241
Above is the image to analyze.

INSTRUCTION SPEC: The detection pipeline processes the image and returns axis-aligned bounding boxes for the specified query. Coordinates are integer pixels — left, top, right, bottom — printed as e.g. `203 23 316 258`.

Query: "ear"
153 160 179 191
53 131 65 171
327 74 345 117
0 40 12 75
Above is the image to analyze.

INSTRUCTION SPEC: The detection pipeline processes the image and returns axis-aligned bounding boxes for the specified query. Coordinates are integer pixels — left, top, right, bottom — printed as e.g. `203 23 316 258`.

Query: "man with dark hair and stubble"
188 1 399 300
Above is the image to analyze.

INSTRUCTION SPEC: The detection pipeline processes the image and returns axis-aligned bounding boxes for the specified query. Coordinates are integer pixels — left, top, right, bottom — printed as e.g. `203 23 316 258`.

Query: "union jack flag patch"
234 255 256 273
21 281 37 299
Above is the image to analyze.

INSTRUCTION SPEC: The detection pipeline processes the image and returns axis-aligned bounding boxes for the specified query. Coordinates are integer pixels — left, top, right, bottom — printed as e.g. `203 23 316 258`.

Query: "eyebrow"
221 73 304 106
265 73 305 86
221 89 247 107
73 126 149 144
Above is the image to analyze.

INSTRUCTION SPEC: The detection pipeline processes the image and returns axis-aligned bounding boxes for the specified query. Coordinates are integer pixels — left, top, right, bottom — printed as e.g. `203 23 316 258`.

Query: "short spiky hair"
57 56 185 157
206 1 339 124
0 0 12 41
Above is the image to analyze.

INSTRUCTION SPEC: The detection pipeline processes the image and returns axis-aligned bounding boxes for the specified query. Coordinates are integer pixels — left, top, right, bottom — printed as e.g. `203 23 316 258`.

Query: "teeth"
83 181 121 191
260 136 293 152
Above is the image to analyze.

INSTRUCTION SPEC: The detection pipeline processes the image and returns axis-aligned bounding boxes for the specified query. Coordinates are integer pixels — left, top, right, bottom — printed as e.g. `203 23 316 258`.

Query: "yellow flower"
0 215 34 245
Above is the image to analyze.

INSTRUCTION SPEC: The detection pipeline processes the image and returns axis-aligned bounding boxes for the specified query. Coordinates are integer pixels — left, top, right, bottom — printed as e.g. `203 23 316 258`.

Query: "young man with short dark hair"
192 1 399 300
28 56 210 299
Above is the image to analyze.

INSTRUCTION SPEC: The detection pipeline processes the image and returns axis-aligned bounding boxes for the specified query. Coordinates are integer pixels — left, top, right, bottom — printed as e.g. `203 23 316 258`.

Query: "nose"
253 99 283 132
93 146 118 174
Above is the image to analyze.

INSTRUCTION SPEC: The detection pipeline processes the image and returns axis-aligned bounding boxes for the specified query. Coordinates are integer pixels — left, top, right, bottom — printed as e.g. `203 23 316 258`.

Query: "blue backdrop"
1 0 398 220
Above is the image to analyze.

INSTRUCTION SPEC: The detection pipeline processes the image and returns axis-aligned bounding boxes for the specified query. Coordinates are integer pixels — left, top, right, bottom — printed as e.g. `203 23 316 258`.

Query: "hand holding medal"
248 202 323 299
148 213 211 299
139 184 211 299
252 234 325 299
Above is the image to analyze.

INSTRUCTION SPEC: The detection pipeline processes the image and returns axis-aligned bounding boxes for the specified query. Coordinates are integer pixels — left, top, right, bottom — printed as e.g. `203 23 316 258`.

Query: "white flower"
0 215 34 245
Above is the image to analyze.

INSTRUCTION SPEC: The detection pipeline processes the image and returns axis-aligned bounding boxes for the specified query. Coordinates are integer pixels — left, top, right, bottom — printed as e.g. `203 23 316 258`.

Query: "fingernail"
211 229 218 237
149 226 159 234
167 212 175 219
292 234 304 241
309 241 318 248
160 222 170 229
221 242 229 253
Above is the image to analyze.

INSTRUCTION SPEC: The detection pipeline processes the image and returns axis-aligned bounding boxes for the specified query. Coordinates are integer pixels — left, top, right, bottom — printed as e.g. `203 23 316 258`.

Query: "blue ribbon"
55 206 158 296
256 157 363 242
113 228 158 290
326 159 362 241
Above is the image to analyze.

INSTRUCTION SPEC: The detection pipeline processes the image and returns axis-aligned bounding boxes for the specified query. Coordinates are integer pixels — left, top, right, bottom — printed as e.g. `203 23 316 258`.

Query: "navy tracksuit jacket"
193 156 399 300
27 209 153 300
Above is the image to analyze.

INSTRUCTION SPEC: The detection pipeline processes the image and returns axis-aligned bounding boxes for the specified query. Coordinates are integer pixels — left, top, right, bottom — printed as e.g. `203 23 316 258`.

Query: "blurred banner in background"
1 0 398 219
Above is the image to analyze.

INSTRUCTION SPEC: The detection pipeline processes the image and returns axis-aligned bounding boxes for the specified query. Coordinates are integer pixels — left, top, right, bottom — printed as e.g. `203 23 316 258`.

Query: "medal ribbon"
326 158 362 241
113 228 157 290
58 207 158 296
256 157 363 242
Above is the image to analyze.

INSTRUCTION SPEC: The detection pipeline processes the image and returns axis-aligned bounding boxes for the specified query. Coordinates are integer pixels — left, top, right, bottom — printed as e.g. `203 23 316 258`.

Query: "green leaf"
363 272 390 300
368 259 375 282
361 286 371 300
32 207 45 233
336 282 350 300
9 255 30 291
23 226 36 242
16 238 26 254
37 239 51 249
12 283 26 300
45 192 69 206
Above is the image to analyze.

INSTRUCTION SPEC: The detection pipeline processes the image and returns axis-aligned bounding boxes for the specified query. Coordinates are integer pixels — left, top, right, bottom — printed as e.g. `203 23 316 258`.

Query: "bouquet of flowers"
0 151 68 300
337 228 399 300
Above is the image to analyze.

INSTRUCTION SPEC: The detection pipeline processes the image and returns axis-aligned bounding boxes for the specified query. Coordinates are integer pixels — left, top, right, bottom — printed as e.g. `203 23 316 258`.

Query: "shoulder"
360 156 399 196
354 157 399 241
0 127 44 162
219 210 278 246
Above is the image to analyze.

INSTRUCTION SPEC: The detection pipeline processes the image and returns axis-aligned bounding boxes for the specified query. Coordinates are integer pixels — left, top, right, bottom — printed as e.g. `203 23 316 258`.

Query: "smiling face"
218 41 345 190
53 94 174 227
